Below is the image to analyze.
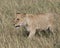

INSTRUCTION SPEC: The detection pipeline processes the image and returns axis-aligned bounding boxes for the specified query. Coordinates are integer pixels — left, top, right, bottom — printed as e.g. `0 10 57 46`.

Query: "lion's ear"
16 13 20 14
16 13 26 15
21 13 26 18
23 13 26 15
16 13 20 16
16 13 26 17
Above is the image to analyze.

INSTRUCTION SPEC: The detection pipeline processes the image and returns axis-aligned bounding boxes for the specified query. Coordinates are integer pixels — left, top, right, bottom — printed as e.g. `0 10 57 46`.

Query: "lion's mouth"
15 25 20 27
14 22 26 28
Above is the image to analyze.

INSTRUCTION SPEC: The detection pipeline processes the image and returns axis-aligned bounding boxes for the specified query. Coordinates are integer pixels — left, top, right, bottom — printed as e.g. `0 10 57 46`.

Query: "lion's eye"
17 18 19 20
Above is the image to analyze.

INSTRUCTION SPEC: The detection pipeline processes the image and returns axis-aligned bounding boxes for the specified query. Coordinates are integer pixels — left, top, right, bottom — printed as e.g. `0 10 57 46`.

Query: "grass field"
0 0 60 48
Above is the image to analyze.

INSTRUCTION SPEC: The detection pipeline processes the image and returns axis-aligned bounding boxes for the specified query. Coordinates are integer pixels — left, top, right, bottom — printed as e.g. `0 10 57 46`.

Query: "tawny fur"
14 13 55 39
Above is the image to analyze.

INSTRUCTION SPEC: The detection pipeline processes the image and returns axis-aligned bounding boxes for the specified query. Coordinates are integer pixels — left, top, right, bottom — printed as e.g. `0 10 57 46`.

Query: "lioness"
14 13 55 39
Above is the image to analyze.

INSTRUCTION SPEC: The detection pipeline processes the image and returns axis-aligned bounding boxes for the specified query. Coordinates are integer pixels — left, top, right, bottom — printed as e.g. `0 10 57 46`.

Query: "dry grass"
0 0 60 48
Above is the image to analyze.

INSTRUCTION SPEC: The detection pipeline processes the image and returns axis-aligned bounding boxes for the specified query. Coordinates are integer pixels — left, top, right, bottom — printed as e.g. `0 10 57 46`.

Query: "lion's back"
26 13 55 30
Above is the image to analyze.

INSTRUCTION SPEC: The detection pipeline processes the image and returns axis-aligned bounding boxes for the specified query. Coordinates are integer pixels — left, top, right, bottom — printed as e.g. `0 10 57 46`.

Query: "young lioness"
14 13 55 39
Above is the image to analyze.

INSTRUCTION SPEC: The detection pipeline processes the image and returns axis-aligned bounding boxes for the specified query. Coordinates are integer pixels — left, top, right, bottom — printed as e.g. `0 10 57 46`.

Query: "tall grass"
0 0 60 48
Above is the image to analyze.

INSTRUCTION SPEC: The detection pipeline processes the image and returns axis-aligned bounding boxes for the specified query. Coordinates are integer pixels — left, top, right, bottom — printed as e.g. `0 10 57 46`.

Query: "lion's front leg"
28 29 36 39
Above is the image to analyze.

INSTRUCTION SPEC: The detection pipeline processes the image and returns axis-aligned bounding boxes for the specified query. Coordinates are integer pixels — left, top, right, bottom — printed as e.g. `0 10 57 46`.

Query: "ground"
0 0 60 48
